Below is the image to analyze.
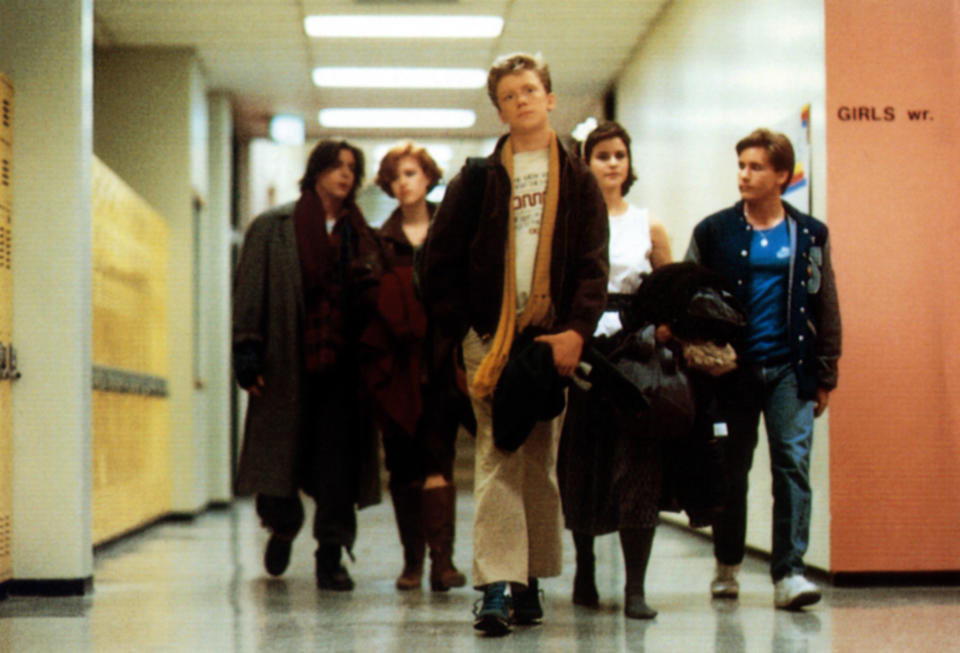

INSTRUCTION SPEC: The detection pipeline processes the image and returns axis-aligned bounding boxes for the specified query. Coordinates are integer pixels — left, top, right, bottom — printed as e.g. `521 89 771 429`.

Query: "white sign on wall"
778 104 812 214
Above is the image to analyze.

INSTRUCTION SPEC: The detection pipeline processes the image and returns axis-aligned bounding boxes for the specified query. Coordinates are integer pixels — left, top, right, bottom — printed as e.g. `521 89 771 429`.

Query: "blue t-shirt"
744 220 791 362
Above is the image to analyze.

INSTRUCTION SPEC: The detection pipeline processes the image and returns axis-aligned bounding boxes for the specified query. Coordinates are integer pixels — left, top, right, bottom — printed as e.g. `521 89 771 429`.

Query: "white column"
204 93 234 502
0 0 94 584
94 49 203 515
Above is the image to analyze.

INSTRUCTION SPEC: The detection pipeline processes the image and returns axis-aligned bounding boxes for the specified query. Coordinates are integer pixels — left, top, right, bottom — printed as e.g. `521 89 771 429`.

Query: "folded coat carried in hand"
492 332 566 453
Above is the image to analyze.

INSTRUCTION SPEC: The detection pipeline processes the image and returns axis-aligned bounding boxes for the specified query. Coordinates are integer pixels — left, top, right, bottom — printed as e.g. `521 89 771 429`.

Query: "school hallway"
1 490 956 653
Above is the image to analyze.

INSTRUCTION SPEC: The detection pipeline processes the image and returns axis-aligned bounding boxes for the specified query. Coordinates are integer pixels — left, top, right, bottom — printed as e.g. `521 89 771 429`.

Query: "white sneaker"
774 574 821 610
710 563 740 598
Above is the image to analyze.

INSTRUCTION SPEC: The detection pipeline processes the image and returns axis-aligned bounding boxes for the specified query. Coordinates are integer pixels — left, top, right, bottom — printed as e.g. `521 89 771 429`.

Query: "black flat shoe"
624 593 657 620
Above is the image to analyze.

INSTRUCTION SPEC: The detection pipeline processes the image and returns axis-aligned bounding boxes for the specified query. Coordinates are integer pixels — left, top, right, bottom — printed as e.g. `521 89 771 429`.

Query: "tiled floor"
1 492 958 652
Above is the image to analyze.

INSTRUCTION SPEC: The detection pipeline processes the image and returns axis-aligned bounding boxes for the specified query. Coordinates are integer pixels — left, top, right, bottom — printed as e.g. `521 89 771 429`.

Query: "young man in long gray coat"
232 139 382 591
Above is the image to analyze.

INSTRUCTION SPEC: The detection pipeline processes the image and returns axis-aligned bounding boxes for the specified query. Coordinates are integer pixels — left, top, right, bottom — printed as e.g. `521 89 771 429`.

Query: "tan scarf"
471 132 561 398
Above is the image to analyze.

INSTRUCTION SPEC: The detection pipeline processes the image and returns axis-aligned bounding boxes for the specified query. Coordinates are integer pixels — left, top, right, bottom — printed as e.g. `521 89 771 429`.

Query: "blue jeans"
712 361 814 581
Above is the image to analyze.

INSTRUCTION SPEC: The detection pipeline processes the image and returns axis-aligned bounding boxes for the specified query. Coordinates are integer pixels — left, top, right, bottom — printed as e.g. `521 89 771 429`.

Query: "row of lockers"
1 71 15 584
1 72 11 212
1 75 11 277
0 67 176 581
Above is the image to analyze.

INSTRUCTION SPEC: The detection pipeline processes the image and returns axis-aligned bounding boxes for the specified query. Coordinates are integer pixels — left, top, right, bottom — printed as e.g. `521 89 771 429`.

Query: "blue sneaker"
473 582 512 636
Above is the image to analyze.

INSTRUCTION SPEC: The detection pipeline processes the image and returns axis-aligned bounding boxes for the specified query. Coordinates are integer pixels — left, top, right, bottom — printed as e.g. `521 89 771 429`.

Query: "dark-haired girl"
558 121 671 619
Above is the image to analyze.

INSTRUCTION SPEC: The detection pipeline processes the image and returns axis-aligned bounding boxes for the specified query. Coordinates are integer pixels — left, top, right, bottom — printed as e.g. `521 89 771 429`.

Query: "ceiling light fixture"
312 67 487 89
304 15 504 39
318 108 476 129
269 114 305 145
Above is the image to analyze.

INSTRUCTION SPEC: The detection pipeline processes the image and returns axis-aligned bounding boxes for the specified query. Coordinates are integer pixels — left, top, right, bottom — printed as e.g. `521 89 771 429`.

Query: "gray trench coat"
232 200 381 509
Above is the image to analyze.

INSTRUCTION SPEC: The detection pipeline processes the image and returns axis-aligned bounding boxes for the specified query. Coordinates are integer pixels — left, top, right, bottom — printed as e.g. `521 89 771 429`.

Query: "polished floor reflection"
1 493 958 652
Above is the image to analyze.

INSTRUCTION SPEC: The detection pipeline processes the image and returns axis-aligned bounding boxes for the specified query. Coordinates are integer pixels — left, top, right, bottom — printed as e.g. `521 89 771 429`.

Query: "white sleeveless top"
594 204 652 337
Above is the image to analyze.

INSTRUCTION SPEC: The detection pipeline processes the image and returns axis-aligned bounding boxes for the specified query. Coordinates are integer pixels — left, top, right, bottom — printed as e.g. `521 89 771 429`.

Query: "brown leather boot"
390 482 426 590
422 484 467 591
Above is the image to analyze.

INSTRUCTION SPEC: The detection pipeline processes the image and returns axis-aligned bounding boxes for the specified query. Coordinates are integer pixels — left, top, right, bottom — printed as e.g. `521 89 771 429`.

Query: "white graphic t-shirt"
511 149 549 312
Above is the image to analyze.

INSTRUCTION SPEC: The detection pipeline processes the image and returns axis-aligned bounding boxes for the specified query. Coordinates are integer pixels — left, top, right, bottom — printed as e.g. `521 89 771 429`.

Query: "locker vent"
0 514 10 561
0 210 9 270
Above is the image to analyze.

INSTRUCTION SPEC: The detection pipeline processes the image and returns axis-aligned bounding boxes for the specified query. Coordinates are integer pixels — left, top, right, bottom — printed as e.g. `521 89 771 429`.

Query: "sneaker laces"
473 585 510 617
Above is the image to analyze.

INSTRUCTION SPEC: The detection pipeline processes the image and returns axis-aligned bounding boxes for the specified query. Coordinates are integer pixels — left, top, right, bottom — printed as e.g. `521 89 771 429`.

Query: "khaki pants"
462 329 564 587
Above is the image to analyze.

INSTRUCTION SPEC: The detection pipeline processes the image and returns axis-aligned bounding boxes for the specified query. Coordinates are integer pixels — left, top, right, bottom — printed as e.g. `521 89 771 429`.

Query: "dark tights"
572 528 656 598
619 527 655 597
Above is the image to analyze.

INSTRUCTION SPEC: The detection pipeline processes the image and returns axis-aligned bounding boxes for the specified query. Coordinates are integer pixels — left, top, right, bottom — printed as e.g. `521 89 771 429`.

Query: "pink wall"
825 0 960 571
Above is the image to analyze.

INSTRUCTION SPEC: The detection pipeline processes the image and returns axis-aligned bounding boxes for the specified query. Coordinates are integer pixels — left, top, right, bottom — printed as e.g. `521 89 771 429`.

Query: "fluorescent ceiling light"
318 108 476 129
304 15 503 39
313 67 486 89
269 114 305 145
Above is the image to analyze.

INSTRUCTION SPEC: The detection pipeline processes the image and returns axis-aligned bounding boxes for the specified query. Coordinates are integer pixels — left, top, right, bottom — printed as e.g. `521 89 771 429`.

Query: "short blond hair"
486 52 551 110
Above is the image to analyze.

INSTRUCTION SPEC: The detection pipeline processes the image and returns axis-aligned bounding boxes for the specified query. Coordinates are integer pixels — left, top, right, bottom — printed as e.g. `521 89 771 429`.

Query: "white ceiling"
93 0 671 140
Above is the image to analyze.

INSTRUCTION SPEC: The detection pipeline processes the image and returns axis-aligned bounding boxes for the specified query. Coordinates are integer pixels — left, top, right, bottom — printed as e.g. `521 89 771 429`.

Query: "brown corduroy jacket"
422 135 609 349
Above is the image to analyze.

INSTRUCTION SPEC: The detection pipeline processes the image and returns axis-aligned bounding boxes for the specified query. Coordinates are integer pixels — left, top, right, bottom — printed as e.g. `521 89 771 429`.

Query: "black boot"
256 494 303 578
264 534 294 577
572 532 599 607
422 485 467 591
315 543 354 591
390 482 426 590
620 527 657 619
